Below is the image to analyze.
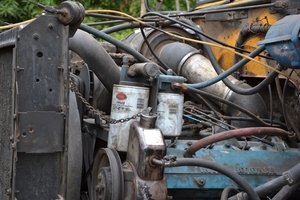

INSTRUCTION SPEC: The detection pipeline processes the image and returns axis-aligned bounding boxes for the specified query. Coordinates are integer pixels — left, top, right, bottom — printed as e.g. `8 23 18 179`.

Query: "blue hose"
187 45 266 88
79 24 150 63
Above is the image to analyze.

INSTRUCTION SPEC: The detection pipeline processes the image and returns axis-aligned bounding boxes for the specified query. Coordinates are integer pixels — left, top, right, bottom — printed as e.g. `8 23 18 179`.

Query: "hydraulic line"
79 24 150 63
234 25 272 64
186 45 267 89
183 86 270 127
221 116 287 129
199 36 278 94
142 12 249 54
184 127 289 157
181 2 276 16
178 18 279 94
86 20 128 26
142 11 271 60
85 10 284 73
102 23 141 34
152 158 260 200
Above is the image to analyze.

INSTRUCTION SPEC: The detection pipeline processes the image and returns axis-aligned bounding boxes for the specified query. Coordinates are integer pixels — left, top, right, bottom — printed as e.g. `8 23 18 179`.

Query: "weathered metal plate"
17 111 64 153
205 10 248 21
15 153 60 200
0 27 19 200
0 44 15 200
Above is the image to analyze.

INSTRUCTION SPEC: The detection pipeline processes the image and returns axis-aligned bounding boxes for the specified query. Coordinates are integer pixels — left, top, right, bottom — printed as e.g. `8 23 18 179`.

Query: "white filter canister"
108 84 149 152
156 92 183 137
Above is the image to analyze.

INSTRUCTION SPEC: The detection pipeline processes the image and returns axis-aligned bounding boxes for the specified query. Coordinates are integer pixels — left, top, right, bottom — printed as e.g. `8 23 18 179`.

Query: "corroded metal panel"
0 28 17 200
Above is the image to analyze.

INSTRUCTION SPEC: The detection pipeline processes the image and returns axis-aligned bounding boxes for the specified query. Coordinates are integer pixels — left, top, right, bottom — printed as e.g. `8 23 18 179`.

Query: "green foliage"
0 0 63 24
0 0 195 39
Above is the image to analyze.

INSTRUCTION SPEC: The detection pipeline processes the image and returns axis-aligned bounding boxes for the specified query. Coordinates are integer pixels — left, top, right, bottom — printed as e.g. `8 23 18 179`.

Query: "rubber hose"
221 186 240 200
184 127 289 157
229 162 300 200
173 158 261 200
179 18 279 95
228 176 288 200
69 29 120 94
200 31 278 95
234 25 271 63
79 24 150 63
272 181 300 200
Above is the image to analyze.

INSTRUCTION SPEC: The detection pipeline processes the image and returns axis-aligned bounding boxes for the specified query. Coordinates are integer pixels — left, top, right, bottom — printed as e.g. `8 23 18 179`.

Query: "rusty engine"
1 0 300 199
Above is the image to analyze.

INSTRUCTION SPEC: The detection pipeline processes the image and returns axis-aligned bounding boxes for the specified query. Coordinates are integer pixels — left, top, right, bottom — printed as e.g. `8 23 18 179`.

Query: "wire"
186 92 222 120
139 24 174 73
85 10 293 79
144 12 273 60
2 9 296 81
282 69 294 132
0 19 35 30
265 66 273 126
184 86 271 127
221 116 287 129
85 13 133 21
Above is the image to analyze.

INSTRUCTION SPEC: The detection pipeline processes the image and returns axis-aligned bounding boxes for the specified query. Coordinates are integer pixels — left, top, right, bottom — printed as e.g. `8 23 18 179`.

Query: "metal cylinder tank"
108 84 149 152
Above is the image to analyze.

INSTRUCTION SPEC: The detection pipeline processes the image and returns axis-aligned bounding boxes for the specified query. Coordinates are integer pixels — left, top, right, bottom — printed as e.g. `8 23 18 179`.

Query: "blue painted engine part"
258 15 300 68
164 140 300 199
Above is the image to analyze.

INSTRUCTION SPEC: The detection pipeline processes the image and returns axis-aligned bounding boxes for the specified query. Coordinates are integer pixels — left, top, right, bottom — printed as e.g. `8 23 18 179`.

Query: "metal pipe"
184 127 289 157
158 42 268 127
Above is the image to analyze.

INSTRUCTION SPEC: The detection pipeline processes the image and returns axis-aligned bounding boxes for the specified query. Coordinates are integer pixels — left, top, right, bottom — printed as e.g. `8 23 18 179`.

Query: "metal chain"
69 76 144 124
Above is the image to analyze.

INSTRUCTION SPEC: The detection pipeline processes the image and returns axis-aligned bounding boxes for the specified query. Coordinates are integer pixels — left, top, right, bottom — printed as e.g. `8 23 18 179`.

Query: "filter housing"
108 84 149 152
156 92 184 137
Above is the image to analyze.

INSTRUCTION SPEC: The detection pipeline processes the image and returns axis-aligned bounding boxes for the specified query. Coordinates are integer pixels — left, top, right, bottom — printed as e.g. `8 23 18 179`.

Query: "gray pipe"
69 29 120 94
158 42 268 127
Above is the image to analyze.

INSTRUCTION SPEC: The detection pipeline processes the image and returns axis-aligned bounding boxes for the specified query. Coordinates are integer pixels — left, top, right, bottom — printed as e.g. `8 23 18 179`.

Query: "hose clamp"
177 50 200 75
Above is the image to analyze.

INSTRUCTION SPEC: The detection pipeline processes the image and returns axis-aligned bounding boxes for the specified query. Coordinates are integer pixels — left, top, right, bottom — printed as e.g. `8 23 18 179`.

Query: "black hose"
102 23 142 34
139 24 170 73
79 24 150 63
200 34 278 95
178 18 279 95
272 181 300 200
142 12 269 58
166 158 260 200
282 69 294 132
234 25 272 64
221 186 240 200
86 20 129 26
229 162 300 200
69 29 120 94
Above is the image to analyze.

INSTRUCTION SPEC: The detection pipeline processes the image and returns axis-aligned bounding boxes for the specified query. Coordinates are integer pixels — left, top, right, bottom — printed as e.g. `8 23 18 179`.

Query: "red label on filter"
116 92 127 100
